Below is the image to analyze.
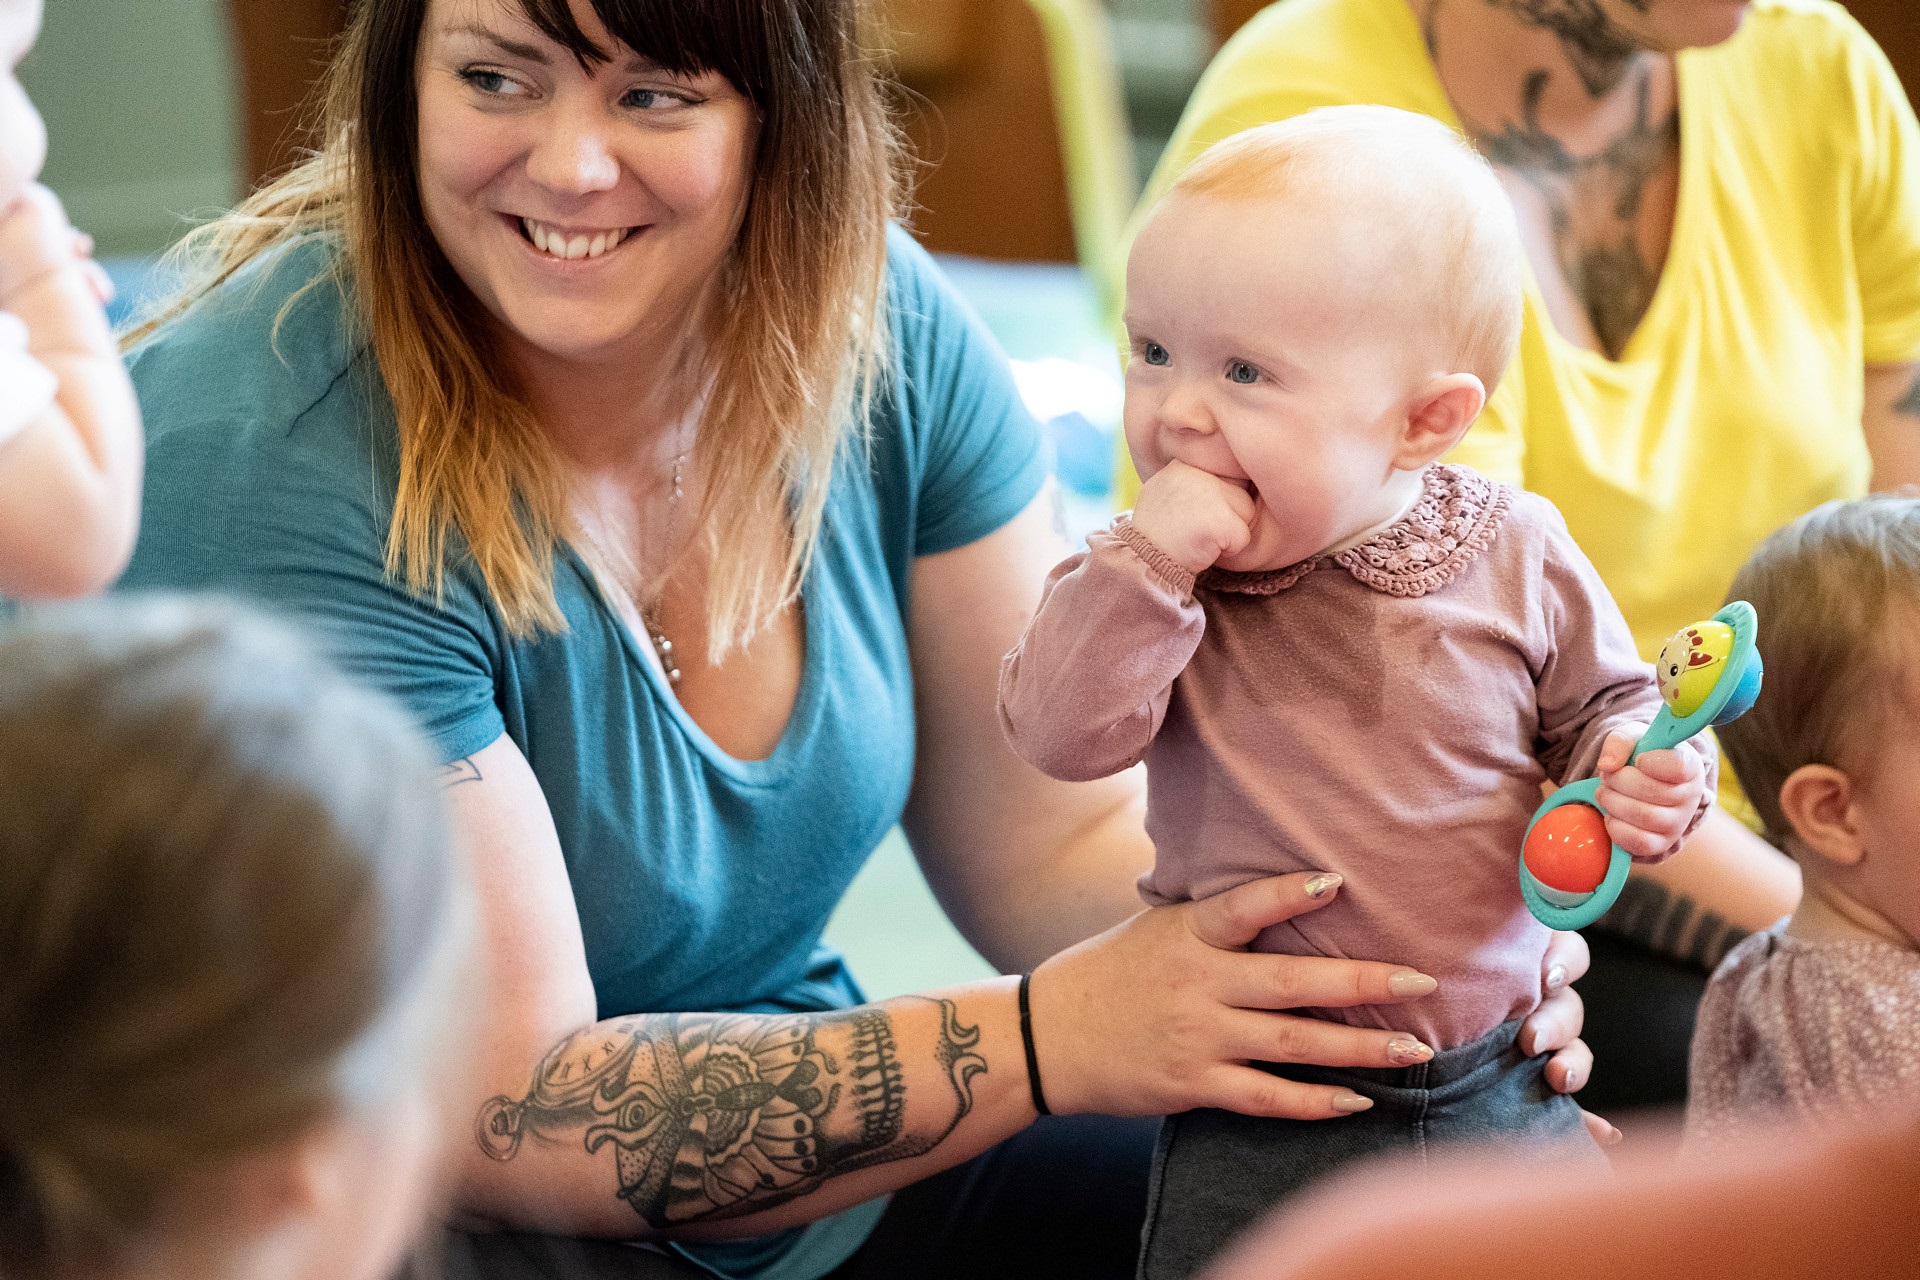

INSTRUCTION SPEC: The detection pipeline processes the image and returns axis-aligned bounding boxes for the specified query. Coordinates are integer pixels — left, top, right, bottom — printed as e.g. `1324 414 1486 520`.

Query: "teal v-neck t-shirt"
118 227 1047 1278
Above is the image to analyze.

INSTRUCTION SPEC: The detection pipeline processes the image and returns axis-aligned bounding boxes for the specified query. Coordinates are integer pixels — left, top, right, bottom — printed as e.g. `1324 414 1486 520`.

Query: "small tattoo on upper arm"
436 757 483 788
1892 367 1920 419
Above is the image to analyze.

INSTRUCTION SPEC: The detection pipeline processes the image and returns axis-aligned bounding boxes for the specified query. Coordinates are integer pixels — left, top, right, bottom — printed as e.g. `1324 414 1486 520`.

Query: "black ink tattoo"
1471 64 1678 358
1574 240 1660 356
477 999 986 1228
1894 367 1920 419
435 758 483 788
1599 876 1748 972
1484 0 1642 97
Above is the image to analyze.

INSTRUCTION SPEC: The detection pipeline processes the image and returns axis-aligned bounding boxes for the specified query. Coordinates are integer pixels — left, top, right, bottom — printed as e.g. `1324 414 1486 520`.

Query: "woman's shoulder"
127 236 371 444
868 226 1048 560
1701 0 1895 103
877 223 1008 400
122 237 403 602
1196 0 1436 115
1729 0 1881 51
880 224 970 336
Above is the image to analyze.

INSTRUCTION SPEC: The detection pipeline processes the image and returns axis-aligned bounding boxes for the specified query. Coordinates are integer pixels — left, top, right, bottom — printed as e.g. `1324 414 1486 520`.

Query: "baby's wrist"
1125 511 1214 575
1113 517 1199 596
0 189 86 302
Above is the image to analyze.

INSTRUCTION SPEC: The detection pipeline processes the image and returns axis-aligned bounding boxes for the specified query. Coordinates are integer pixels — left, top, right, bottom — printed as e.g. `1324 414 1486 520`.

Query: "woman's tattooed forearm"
1894 367 1920 419
476 1000 987 1229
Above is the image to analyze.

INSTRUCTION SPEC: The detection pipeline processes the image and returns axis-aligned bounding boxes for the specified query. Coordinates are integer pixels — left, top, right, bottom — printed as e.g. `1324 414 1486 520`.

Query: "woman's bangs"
509 0 764 95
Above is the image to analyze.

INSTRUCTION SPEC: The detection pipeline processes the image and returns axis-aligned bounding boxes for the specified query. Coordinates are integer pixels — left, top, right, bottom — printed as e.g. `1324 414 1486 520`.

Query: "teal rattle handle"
1518 602 1764 931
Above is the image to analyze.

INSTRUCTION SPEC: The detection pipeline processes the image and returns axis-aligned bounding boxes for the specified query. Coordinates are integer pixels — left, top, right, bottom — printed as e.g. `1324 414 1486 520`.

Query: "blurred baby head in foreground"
0 598 474 1280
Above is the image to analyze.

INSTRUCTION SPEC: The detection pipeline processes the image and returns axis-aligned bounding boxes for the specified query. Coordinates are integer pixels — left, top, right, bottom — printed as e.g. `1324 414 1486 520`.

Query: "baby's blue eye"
1142 341 1170 366
1227 361 1259 385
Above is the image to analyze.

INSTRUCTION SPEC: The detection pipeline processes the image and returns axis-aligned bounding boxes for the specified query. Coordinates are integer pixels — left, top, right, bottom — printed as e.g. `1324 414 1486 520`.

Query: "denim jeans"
1137 1018 1605 1280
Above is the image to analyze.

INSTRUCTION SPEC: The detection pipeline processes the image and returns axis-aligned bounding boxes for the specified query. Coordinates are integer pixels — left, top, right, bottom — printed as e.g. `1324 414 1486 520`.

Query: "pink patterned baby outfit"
999 464 1715 1051
1687 919 1920 1146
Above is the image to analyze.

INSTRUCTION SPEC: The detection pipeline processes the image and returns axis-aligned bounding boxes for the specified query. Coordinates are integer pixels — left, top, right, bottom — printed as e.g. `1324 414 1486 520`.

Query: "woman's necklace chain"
642 450 686 685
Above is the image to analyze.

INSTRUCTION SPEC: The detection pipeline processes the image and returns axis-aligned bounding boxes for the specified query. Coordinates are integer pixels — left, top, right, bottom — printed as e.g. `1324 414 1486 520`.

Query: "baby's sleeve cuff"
1111 516 1197 599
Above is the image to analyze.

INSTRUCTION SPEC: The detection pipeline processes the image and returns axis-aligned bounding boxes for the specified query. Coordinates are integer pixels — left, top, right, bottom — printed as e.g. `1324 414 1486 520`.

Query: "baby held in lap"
998 107 1713 1279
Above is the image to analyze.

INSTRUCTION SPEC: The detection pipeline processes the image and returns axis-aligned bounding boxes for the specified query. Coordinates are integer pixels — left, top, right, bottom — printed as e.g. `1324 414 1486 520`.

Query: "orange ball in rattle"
1523 804 1612 894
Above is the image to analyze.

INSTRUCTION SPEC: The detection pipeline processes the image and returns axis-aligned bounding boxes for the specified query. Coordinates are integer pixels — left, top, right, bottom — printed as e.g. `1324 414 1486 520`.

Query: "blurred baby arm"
0 184 142 598
997 520 1206 781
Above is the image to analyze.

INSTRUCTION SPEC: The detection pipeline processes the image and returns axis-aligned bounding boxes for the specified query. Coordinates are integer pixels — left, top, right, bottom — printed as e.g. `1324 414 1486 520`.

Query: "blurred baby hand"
1594 723 1708 862
0 185 86 303
1129 458 1257 574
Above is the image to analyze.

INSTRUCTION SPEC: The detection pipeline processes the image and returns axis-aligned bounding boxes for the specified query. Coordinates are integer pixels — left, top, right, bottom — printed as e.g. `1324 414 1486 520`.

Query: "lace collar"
1199 465 1511 599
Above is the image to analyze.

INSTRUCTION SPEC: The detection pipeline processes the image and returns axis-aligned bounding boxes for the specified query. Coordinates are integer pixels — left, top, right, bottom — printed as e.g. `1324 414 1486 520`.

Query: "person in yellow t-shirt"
1125 0 1920 1117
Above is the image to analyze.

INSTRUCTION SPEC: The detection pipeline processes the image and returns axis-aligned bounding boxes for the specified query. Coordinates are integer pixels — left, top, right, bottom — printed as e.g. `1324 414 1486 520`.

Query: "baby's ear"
1778 763 1865 867
1394 373 1486 470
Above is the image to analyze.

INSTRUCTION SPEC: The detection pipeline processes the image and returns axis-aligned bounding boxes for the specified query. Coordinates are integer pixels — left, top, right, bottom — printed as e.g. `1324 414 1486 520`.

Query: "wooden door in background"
229 0 348 187
1844 1 1920 102
882 0 1078 261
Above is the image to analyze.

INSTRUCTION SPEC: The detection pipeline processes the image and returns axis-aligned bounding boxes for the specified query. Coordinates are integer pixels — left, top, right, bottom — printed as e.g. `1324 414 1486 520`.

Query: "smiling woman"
111 2 1603 1278
129 0 891 664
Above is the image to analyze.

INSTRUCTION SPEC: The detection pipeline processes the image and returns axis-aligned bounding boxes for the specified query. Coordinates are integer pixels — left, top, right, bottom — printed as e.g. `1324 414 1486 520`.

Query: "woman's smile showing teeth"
518 216 634 261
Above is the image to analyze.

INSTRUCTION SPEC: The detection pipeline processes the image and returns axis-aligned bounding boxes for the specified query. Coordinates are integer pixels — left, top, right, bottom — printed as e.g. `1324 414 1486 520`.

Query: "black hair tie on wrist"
1018 971 1052 1117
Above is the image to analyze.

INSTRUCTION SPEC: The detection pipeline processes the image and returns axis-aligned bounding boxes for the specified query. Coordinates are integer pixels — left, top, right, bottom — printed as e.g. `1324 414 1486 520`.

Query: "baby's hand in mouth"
1130 460 1259 574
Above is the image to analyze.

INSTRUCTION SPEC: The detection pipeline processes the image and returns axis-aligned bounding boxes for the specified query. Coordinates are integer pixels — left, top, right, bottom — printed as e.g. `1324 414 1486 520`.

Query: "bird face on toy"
1657 621 1737 717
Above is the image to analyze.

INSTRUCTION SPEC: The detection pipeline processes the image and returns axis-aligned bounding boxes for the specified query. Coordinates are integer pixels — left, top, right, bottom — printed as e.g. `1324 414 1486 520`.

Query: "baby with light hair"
999 106 1715 1279
1687 494 1920 1150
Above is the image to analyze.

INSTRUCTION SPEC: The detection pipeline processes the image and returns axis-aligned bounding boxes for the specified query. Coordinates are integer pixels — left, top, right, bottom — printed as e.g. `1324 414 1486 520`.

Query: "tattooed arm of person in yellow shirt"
1865 363 1920 491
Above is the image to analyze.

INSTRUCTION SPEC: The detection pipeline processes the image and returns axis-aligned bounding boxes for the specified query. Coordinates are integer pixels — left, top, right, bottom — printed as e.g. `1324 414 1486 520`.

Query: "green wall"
23 0 242 255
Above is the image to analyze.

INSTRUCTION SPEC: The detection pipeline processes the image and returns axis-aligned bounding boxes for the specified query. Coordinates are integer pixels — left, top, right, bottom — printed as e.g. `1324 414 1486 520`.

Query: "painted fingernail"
1545 964 1569 992
1332 1092 1374 1113
1303 872 1343 899
1387 1037 1433 1065
1387 971 1438 997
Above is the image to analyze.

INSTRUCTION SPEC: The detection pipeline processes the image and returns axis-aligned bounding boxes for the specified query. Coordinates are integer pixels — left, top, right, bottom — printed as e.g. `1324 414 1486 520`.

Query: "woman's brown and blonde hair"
130 0 903 655
0 597 471 1277
1719 493 1920 848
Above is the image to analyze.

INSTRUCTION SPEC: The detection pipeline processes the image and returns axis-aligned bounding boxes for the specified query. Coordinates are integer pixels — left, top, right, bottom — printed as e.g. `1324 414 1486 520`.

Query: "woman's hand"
1521 930 1621 1148
1030 871 1446 1121
1030 872 1619 1140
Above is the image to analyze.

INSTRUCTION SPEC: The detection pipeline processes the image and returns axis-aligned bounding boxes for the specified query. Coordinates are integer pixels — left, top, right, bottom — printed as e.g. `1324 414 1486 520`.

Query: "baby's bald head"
1164 106 1525 393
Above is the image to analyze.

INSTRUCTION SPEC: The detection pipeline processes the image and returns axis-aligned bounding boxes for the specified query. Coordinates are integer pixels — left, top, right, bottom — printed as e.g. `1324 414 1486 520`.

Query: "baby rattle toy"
1518 601 1764 930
